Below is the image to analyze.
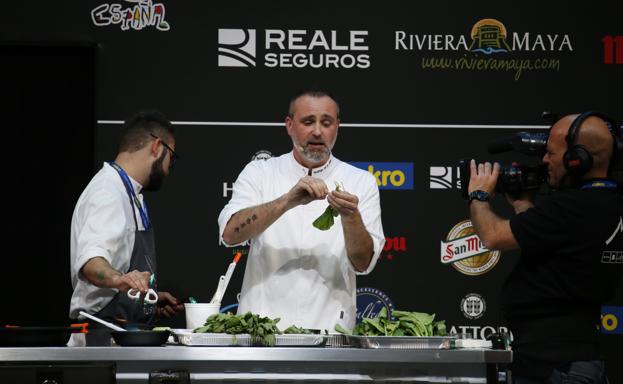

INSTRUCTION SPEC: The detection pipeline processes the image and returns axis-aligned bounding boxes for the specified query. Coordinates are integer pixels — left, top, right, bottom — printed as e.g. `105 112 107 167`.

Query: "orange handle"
71 323 89 334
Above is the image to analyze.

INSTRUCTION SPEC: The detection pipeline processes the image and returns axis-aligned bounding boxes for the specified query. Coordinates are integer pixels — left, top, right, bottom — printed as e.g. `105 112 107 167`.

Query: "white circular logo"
251 150 272 161
460 293 486 320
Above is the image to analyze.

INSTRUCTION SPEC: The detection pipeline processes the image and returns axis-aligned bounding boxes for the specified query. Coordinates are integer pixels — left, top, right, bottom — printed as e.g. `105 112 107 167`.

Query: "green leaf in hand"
312 182 343 231
313 206 338 230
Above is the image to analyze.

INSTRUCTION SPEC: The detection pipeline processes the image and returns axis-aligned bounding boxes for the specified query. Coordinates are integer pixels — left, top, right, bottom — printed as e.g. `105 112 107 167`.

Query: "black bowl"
111 330 170 346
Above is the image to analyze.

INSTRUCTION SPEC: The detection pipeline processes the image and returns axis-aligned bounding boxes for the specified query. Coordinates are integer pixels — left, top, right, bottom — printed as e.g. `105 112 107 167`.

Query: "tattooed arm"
222 176 328 245
81 257 151 293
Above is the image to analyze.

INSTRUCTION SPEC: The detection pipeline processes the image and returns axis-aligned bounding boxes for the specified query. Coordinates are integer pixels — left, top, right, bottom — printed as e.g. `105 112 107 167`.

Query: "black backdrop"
3 0 623 380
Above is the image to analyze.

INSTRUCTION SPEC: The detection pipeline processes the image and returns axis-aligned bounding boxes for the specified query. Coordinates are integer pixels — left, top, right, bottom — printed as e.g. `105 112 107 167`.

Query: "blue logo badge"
356 287 395 323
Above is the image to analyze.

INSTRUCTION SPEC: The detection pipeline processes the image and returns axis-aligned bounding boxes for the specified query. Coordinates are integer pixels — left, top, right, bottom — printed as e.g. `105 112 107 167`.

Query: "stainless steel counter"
0 346 512 383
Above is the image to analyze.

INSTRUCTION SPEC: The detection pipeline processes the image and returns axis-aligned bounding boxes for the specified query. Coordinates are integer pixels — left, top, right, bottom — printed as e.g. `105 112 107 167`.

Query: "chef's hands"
156 291 184 318
287 176 329 208
110 270 152 293
287 177 361 215
468 159 499 196
327 189 360 219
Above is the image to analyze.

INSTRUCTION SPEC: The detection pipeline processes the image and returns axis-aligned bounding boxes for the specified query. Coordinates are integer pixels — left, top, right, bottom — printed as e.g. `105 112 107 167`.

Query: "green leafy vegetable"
312 182 343 231
194 311 281 346
335 307 447 337
312 206 339 230
283 325 313 334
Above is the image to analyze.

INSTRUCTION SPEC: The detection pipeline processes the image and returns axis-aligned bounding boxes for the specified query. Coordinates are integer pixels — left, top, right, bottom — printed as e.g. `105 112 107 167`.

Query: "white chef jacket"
69 162 147 319
218 152 385 331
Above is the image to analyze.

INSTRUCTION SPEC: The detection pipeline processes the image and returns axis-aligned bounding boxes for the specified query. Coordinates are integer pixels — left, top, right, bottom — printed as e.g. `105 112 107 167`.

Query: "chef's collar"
289 151 337 178
105 161 144 193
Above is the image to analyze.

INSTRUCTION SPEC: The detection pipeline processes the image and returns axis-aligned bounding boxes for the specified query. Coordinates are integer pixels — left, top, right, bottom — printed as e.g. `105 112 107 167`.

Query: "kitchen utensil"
111 330 170 346
210 253 242 304
127 274 158 304
79 311 125 332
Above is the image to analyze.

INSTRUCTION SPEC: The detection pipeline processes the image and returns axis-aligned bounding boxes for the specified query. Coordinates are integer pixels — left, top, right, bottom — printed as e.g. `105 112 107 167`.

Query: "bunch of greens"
335 307 447 337
194 311 281 346
313 182 343 231
283 325 313 334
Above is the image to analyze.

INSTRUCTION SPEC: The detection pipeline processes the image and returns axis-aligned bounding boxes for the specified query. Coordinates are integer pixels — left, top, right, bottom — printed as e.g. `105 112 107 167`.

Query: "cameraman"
468 113 623 384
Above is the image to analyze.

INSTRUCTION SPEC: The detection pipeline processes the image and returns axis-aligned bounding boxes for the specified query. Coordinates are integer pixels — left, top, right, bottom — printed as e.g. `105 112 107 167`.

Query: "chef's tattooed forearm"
96 270 106 282
223 196 289 244
234 213 258 233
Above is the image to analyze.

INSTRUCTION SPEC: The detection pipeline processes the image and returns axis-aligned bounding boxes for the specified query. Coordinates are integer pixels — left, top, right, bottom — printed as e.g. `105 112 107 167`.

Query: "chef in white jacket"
218 90 385 331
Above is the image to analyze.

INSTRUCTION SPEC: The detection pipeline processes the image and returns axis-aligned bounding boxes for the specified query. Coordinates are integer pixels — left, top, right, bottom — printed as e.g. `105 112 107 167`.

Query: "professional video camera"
459 131 548 199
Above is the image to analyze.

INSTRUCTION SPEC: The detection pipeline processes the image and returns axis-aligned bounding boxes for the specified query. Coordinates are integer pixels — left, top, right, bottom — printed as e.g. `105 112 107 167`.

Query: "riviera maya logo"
91 0 170 31
468 19 511 54
395 17 573 80
356 287 395 322
440 220 500 276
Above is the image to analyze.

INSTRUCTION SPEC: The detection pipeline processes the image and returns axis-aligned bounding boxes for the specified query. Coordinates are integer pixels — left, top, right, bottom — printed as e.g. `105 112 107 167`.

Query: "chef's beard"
143 151 167 191
295 142 332 165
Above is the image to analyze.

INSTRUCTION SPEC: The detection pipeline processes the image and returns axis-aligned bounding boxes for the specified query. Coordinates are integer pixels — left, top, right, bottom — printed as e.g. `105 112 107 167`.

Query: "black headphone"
562 111 622 176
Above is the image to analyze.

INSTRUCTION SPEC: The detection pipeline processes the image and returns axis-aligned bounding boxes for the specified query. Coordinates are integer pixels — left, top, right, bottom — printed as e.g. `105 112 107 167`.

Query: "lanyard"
580 179 618 190
108 162 151 229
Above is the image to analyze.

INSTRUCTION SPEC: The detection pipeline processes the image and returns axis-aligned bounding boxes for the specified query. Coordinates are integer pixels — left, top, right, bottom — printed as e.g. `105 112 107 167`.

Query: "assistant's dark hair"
287 90 340 118
118 110 175 153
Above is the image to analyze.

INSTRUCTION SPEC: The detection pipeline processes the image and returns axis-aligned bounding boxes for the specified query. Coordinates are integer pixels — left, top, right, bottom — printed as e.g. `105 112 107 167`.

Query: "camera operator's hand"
468 159 499 196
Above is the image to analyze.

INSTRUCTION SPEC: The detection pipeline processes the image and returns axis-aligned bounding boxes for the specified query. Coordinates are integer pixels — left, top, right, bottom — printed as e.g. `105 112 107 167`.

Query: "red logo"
603 35 623 64
381 236 407 261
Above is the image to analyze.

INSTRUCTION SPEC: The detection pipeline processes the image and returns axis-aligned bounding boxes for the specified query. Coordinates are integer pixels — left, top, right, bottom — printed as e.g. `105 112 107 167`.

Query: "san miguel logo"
441 220 500 275
91 0 170 31
395 18 572 80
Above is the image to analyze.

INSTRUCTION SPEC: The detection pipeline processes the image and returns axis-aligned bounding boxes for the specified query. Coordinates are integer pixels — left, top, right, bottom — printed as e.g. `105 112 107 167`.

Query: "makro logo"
430 166 462 189
350 162 414 190
602 35 623 64
396 18 571 80
218 28 370 69
460 293 486 320
380 236 407 261
601 306 623 334
441 220 500 275
91 0 170 31
356 287 395 322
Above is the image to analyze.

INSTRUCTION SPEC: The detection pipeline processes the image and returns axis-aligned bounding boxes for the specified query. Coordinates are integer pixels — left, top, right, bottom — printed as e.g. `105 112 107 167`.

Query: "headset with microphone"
562 111 622 177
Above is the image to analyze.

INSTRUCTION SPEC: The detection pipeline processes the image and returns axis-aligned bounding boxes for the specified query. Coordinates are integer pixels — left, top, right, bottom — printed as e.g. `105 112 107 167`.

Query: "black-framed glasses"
150 133 179 165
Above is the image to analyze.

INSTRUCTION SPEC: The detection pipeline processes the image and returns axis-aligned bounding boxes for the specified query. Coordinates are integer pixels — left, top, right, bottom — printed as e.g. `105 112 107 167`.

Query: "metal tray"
324 333 351 348
345 335 455 349
171 330 326 347
276 334 326 347
173 331 252 346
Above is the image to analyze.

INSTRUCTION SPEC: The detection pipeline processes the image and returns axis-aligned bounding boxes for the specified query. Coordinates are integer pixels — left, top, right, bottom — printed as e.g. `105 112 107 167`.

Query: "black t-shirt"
505 184 623 377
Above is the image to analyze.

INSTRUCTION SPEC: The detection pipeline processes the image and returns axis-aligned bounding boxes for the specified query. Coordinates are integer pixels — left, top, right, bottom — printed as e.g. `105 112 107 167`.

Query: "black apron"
85 164 158 346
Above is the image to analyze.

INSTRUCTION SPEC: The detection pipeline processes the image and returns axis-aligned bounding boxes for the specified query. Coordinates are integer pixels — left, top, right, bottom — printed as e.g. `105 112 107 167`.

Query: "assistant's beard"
143 151 167 191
